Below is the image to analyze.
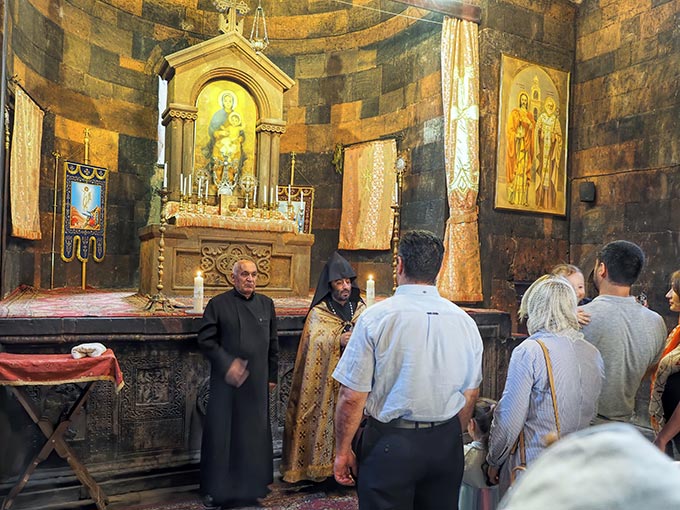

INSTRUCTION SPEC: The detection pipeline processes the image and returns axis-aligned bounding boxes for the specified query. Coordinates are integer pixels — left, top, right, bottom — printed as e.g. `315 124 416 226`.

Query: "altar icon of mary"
196 82 257 195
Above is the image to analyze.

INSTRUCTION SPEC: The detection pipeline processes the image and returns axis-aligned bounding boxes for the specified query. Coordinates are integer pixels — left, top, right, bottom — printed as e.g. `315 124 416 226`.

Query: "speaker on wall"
579 182 596 203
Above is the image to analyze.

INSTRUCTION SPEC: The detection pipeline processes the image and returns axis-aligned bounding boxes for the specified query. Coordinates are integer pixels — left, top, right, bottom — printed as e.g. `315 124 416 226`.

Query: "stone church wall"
569 0 680 328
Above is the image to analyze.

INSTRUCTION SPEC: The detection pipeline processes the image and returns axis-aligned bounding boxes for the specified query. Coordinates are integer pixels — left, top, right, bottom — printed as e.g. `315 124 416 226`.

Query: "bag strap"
535 339 561 438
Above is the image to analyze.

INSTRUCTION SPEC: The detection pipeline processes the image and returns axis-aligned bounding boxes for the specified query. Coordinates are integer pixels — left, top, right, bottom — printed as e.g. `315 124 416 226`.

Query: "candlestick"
193 271 204 313
366 275 375 307
163 163 168 188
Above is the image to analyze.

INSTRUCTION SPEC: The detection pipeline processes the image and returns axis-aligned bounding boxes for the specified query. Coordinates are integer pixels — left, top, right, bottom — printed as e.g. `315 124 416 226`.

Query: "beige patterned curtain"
338 139 396 250
437 18 483 302
10 88 44 240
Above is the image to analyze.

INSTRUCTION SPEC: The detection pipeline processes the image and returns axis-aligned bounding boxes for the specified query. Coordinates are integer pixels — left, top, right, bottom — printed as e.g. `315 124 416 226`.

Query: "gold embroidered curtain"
437 18 483 302
10 88 44 240
338 139 396 250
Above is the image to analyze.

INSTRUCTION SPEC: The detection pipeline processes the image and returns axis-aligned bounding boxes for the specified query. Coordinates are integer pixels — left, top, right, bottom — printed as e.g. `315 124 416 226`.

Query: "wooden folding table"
0 350 124 510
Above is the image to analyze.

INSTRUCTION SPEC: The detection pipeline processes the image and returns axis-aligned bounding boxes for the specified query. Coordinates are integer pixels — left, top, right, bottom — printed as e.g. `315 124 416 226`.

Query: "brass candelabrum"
145 186 175 312
391 157 406 292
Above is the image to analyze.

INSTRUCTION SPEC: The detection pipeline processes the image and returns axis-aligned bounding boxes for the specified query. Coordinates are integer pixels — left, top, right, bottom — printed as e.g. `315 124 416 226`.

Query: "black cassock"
197 289 279 504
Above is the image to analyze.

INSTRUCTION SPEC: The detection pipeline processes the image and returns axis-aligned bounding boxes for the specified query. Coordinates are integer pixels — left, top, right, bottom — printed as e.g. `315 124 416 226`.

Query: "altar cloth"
166 202 297 233
0 349 124 392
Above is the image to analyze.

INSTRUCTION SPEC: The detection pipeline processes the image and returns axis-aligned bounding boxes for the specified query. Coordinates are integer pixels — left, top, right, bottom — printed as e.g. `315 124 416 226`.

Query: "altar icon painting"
195 80 257 195
61 161 108 262
494 55 570 216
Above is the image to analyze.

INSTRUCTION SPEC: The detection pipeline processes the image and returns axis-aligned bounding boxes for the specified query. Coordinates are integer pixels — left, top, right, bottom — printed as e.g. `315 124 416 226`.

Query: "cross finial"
212 0 250 35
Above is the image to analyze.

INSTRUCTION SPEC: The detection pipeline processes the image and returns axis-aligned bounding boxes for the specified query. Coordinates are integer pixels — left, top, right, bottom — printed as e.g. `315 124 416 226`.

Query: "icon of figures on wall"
495 55 569 216
505 92 535 206
535 96 562 209
196 82 257 197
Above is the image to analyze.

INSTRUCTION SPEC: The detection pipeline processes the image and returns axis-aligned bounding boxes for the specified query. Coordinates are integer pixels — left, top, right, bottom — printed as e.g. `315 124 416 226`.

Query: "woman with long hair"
649 270 680 455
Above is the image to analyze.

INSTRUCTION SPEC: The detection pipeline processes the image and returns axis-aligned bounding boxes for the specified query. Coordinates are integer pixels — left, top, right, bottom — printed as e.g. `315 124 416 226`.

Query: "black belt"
369 415 456 429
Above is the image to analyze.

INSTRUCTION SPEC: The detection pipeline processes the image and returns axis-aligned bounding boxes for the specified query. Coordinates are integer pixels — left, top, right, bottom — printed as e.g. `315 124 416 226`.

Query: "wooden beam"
392 0 481 24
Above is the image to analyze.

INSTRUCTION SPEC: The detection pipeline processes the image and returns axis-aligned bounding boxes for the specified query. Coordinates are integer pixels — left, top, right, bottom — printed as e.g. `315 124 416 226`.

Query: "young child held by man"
459 398 499 510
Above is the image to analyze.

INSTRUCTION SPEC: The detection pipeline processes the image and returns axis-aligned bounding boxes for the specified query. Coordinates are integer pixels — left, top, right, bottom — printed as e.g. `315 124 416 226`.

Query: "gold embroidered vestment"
280 301 366 483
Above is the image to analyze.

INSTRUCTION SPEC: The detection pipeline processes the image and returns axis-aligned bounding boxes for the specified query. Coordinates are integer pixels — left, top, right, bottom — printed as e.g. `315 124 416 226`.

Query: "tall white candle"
180 174 185 195
162 163 168 188
193 271 204 313
366 275 375 307
205 179 209 198
263 186 268 207
272 186 276 207
188 174 192 197
198 177 202 199
253 184 258 205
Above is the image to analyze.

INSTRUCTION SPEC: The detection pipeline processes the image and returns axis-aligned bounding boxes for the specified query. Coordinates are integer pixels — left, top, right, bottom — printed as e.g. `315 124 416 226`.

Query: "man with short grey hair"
198 259 278 509
332 230 483 509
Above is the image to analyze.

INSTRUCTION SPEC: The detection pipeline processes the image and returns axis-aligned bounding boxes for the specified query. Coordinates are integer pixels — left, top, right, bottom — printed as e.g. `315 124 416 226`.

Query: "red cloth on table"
0 349 124 392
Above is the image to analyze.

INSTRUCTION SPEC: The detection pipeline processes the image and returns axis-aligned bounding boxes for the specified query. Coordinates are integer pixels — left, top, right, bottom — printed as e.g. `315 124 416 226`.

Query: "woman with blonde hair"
551 263 591 325
649 269 680 455
486 275 604 494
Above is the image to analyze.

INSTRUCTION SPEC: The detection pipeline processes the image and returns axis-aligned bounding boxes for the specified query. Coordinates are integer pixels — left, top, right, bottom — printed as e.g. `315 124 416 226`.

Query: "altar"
139 204 314 298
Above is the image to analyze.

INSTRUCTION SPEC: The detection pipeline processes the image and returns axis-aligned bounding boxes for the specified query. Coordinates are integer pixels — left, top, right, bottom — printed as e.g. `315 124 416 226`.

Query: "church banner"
61 161 108 262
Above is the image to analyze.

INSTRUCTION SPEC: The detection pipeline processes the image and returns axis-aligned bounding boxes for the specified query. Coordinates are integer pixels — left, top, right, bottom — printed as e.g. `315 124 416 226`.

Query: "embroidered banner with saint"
338 140 396 250
61 161 108 262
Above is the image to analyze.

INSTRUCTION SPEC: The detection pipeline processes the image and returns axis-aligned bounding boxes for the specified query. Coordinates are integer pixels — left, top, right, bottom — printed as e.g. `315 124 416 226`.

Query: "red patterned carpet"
0 285 312 318
120 482 358 510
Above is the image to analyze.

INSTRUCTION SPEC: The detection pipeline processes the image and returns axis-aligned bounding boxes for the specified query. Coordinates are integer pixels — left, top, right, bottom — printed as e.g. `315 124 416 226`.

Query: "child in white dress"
459 398 499 510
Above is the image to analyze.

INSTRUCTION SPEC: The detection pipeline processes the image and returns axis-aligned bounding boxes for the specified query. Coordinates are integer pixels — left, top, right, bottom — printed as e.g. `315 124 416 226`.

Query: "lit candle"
366 275 375 307
193 271 204 313
162 163 168 188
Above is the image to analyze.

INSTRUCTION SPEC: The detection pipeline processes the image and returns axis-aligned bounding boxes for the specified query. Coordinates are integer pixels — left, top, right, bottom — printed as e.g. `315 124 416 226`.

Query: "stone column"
162 104 198 200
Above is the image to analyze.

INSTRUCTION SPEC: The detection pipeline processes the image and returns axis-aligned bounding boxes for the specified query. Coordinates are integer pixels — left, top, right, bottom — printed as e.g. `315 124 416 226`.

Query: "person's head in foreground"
499 423 680 509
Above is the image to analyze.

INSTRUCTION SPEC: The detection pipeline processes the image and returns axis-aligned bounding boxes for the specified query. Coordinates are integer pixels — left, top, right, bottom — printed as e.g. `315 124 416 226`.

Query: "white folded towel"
71 343 107 359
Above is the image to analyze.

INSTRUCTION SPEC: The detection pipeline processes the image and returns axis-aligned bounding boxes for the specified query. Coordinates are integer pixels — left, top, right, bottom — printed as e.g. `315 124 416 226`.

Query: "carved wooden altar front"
139 223 313 298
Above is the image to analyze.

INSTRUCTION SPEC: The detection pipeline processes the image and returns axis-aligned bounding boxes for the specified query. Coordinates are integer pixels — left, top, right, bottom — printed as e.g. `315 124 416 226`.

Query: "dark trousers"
357 417 464 510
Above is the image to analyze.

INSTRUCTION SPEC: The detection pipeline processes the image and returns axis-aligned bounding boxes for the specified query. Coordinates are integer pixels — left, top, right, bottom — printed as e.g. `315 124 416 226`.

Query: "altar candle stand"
145 184 175 312
193 271 204 313
366 275 375 307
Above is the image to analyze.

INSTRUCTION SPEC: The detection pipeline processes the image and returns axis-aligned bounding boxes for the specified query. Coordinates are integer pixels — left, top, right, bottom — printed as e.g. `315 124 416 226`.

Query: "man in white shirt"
332 230 484 510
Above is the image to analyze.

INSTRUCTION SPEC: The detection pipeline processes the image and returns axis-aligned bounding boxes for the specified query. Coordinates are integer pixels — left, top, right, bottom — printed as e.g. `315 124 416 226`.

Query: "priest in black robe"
198 259 279 509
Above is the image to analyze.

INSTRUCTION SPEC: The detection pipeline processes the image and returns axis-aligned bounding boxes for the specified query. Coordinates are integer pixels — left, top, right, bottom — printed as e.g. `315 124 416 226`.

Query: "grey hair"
519 274 579 335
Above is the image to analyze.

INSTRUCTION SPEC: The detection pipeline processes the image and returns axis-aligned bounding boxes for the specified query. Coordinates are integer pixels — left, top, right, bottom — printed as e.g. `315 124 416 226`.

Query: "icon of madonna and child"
199 86 256 197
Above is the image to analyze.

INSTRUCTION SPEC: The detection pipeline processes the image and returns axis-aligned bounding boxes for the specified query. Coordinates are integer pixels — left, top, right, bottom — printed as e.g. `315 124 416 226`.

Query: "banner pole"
50 151 61 289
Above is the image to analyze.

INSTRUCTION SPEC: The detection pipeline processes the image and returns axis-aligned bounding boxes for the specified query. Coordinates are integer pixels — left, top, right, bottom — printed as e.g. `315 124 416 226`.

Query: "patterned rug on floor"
0 285 312 318
125 483 358 510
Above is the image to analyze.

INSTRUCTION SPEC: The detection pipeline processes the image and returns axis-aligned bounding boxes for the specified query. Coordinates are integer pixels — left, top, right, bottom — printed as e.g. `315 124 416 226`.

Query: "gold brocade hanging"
10 88 44 240
338 140 396 251
437 18 483 302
